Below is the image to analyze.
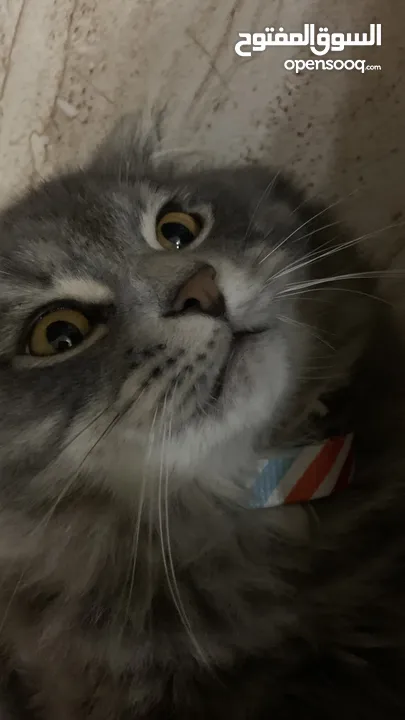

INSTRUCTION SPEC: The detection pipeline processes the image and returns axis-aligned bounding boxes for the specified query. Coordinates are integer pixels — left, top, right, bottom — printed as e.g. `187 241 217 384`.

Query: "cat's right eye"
26 307 91 356
18 302 108 359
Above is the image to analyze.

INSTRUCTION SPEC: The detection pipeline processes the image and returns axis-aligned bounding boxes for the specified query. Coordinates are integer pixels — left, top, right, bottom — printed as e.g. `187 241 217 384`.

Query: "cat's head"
0 118 372 506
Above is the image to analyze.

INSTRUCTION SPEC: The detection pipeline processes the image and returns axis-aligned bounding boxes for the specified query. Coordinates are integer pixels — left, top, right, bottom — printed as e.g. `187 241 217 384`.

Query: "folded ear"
87 105 167 179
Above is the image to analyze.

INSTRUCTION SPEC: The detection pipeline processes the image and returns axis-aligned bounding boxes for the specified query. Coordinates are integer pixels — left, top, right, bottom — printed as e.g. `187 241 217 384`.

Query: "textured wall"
0 0 403 264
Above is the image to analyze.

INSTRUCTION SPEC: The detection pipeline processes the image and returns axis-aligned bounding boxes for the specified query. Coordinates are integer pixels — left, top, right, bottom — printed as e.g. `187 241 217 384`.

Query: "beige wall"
0 0 403 264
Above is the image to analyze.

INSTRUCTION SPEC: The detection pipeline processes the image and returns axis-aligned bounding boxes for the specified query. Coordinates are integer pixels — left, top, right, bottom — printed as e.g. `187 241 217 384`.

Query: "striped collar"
251 434 354 508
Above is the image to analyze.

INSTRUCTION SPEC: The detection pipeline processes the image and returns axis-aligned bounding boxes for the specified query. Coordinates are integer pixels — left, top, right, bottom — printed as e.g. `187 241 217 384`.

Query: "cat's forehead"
0 172 210 316
0 172 211 261
0 164 294 312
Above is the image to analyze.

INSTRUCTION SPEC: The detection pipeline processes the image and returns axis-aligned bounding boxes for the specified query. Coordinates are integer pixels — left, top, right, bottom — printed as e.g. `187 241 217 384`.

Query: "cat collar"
251 434 354 508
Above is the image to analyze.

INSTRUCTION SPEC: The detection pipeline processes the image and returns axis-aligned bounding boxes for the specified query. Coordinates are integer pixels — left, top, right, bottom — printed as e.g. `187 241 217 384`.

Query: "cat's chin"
159 328 291 486
207 330 268 408
193 328 285 421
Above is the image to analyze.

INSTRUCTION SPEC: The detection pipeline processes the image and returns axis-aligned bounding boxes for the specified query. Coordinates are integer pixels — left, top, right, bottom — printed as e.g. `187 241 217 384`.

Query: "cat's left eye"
23 306 93 357
156 211 201 251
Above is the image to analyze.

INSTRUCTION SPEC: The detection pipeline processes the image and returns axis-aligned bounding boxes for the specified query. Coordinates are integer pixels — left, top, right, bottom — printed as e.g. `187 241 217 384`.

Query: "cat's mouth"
210 329 266 406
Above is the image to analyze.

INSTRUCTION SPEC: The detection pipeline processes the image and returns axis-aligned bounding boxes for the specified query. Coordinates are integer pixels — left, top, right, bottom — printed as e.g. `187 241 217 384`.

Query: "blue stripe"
250 449 301 508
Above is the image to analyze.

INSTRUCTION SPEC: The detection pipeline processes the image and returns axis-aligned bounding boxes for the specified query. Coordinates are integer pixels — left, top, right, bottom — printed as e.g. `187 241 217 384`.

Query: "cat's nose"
171 266 226 318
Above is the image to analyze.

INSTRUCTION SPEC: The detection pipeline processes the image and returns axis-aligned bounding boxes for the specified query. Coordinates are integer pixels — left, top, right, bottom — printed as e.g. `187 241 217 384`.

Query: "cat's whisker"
75 385 152 470
0 446 88 636
121 406 160 631
258 216 342 266
151 147 210 161
261 226 339 277
254 180 386 269
157 398 191 644
277 314 336 351
57 402 119 458
243 170 282 249
255 221 339 272
253 240 274 267
278 269 405 296
253 231 289 269
165 385 203 651
43 356 163 477
16 386 150 626
283 286 391 306
157 385 209 667
257 191 360 267
196 397 211 418
263 235 342 283
157 403 171 608
286 185 362 222
30 384 150 537
146 485 155 626
297 374 346 381
0 569 24 638
268 219 405 283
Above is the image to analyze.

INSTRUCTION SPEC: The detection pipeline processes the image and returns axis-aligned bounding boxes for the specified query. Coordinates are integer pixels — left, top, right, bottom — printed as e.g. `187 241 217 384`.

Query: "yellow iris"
27 308 90 356
156 211 200 250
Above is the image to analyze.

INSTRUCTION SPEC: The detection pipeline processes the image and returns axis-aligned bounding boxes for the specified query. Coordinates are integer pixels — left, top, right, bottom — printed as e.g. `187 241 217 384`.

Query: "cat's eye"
25 307 92 357
156 211 201 251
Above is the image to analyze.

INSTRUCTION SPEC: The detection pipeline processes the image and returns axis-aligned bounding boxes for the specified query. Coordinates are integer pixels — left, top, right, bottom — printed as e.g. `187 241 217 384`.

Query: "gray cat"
0 115 404 719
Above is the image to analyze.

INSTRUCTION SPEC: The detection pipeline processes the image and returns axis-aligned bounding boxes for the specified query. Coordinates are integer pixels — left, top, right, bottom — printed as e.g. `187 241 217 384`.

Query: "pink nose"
171 266 225 317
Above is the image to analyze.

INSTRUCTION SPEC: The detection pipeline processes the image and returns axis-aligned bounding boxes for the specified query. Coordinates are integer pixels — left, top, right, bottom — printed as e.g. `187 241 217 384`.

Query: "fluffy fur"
0 116 403 719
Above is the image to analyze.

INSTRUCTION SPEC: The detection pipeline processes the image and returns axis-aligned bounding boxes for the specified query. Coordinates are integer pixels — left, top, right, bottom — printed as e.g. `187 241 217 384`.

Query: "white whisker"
122 406 160 628
243 170 282 248
257 222 339 272
269 220 405 283
283 286 391 306
152 147 210 160
279 269 405 296
278 314 336 351
0 453 84 635
265 231 339 278
157 389 208 666
257 191 359 267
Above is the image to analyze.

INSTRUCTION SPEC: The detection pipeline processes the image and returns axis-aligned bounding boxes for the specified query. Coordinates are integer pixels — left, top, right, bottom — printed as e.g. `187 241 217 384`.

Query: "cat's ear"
86 105 167 177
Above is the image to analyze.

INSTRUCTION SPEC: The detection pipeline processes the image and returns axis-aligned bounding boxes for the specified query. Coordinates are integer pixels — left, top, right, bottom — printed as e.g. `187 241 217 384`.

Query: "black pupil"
46 320 84 352
161 222 194 248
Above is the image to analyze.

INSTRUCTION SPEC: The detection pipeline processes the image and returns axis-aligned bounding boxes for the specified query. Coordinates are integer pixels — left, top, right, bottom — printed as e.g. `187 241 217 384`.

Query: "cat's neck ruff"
251 399 354 508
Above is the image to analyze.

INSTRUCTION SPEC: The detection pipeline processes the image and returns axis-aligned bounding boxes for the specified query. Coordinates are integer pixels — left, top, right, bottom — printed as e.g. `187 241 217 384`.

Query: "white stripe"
264 442 323 508
312 434 354 499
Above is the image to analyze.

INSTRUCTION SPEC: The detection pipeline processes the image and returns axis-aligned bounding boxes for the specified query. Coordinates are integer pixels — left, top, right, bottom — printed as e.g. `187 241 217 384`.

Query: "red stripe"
285 436 346 504
333 445 354 492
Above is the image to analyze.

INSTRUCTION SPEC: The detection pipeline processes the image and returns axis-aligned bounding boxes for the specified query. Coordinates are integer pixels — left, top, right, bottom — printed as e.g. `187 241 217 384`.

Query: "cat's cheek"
0 412 65 476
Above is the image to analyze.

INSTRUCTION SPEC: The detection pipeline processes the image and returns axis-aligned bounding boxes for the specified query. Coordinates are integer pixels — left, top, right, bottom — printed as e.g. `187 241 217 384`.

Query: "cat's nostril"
171 266 226 319
182 298 201 312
